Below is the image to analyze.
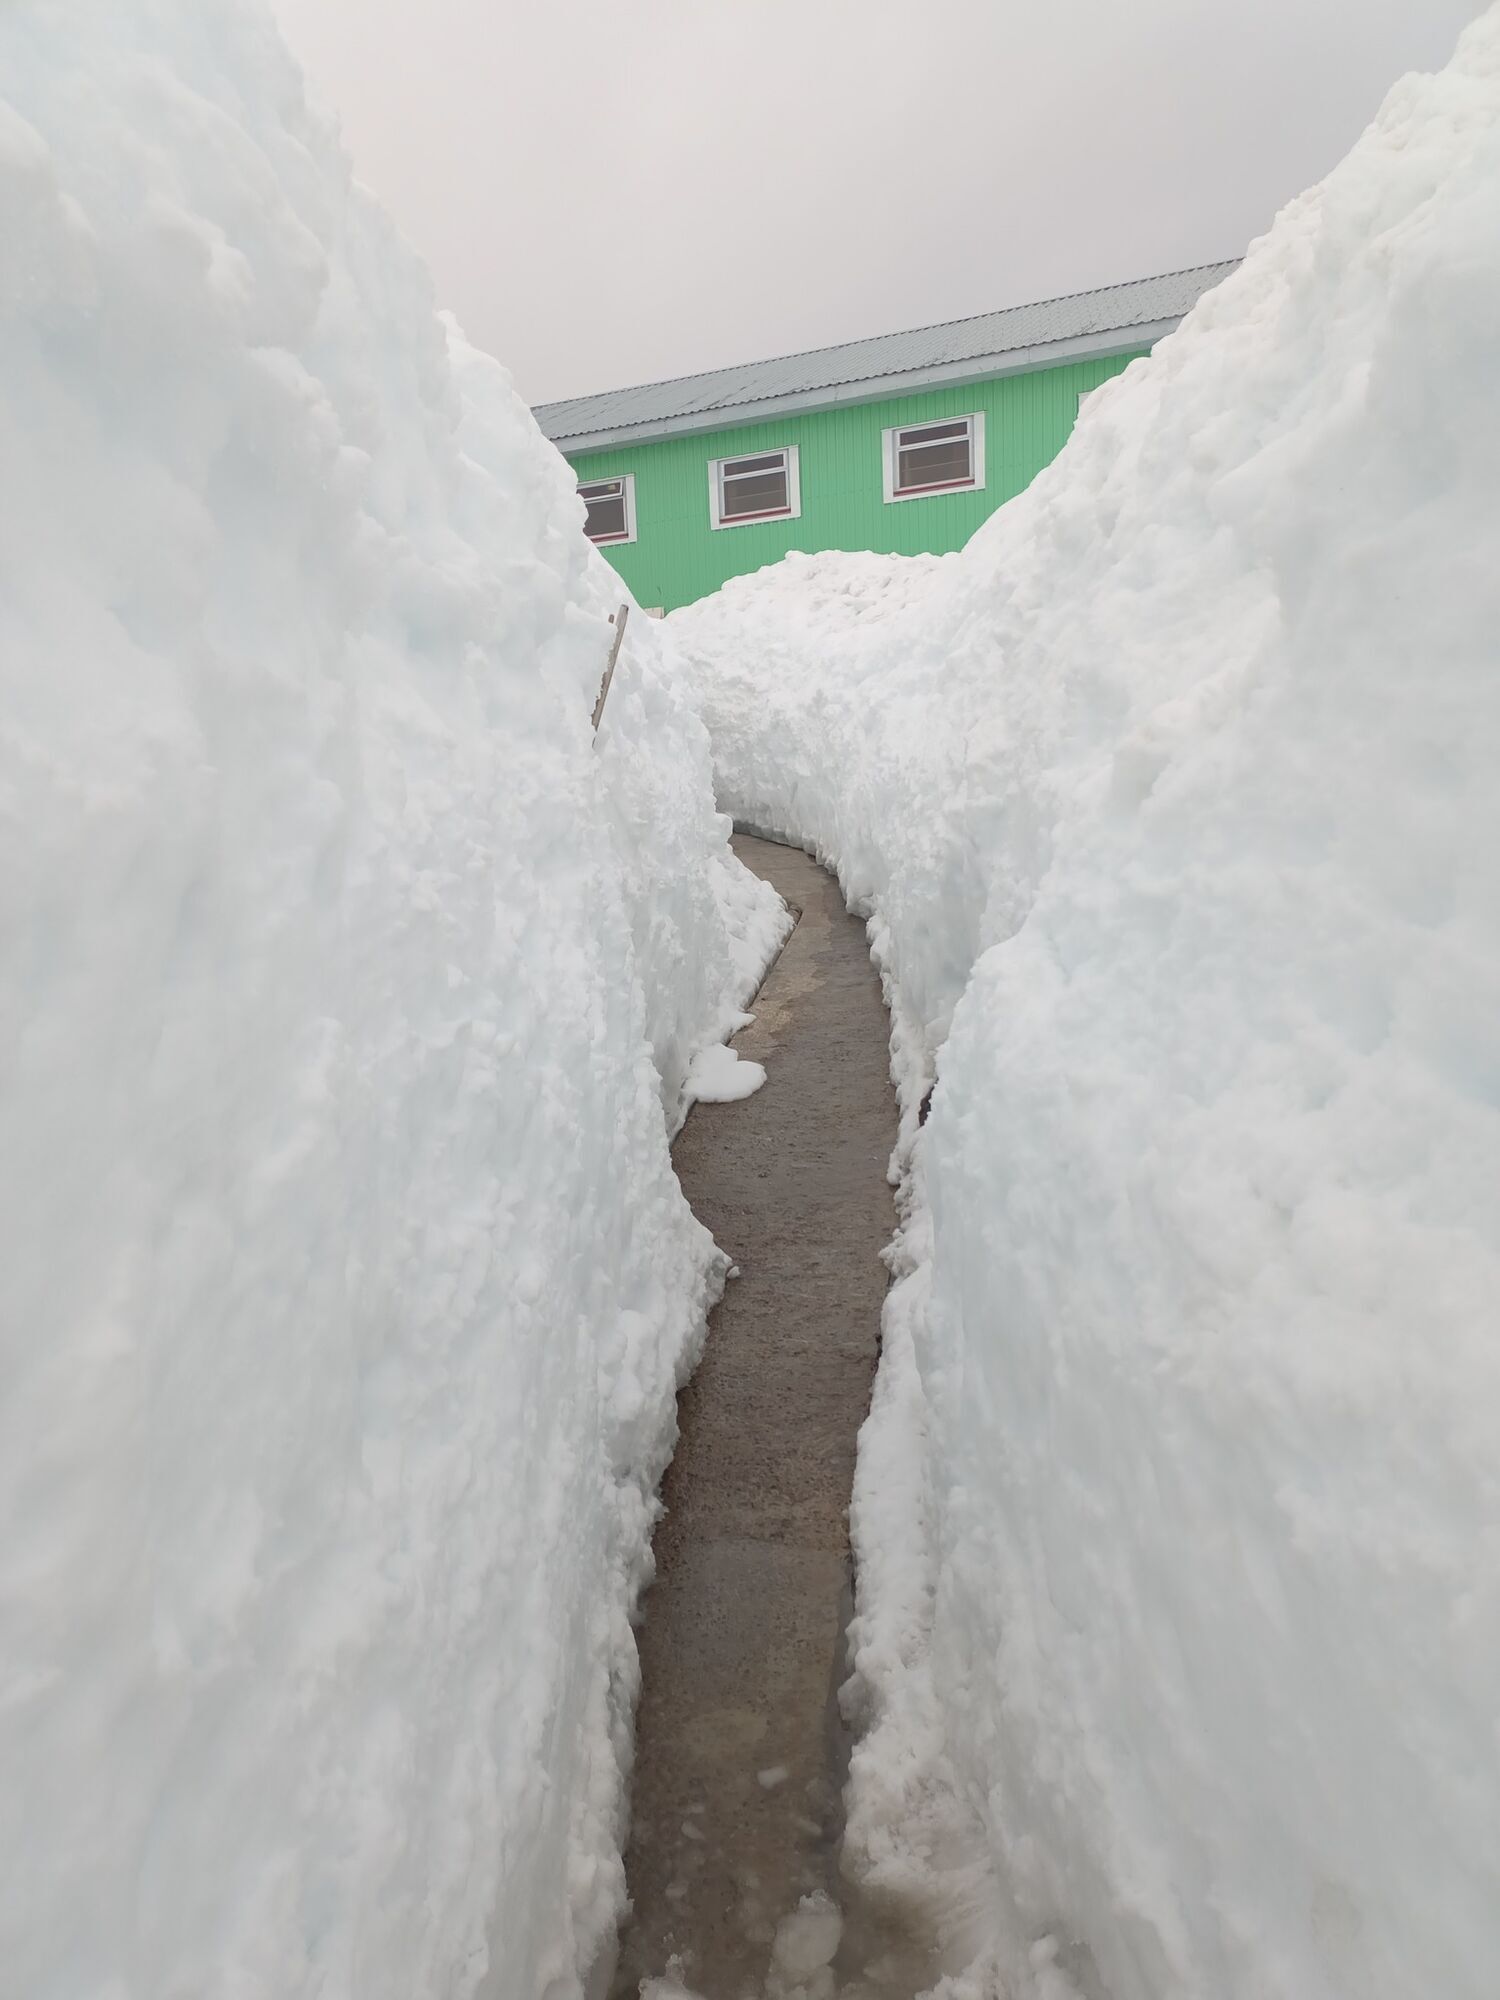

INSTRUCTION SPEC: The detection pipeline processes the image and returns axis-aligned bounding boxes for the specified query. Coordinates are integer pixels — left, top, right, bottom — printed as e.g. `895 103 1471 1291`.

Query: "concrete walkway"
609 836 923 1999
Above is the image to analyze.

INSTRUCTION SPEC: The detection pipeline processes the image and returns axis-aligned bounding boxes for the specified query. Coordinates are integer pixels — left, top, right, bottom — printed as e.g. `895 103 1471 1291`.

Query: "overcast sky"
272 0 1477 406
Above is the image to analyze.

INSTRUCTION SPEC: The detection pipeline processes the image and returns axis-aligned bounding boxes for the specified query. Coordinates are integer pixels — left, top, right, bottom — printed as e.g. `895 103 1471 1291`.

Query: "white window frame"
882 412 985 505
1077 387 1099 415
708 445 801 531
579 472 637 546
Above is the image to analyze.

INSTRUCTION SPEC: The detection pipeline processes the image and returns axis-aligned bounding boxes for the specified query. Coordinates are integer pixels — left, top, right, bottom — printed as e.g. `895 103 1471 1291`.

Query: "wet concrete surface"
608 836 923 1999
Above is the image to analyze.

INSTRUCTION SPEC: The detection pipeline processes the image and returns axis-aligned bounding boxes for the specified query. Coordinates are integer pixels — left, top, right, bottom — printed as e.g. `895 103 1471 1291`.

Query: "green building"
534 263 1235 614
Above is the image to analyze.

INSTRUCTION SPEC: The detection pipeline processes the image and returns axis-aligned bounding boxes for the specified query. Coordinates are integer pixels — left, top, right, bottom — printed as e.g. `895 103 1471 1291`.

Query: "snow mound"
685 1040 768 1104
672 13 1500 1999
0 8 783 1998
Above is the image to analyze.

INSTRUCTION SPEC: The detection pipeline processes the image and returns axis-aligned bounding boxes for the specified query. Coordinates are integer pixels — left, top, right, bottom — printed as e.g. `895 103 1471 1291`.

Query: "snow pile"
684 1038 767 1105
672 14 1500 1999
0 8 782 1999
447 331 786 1120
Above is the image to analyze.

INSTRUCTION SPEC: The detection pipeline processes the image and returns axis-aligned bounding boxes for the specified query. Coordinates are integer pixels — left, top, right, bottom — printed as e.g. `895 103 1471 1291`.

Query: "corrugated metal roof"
535 261 1238 450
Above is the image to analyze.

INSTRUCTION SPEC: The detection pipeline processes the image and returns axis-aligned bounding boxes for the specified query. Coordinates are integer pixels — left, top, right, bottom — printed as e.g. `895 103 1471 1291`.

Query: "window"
882 413 984 504
579 474 636 544
1077 387 1099 415
709 446 800 530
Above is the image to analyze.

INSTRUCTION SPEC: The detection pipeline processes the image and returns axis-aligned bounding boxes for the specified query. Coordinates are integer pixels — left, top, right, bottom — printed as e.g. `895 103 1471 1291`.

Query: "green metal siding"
567 349 1146 612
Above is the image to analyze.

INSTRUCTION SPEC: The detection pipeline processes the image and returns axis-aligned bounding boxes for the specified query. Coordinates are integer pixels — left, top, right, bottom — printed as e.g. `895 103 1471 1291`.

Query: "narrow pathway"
609 836 919 1999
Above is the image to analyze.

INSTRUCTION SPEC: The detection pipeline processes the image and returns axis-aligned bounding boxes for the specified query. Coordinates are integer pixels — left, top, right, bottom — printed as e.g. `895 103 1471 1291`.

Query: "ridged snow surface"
0 7 783 1998
672 14 1500 1998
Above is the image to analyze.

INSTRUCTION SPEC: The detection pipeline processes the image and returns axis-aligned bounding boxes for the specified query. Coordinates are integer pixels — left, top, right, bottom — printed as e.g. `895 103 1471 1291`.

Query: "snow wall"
0 7 785 1998
671 14 1500 1999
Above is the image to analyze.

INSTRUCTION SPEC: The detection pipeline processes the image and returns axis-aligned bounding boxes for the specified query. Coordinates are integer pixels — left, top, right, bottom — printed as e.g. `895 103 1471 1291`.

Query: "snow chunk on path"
686 1041 767 1103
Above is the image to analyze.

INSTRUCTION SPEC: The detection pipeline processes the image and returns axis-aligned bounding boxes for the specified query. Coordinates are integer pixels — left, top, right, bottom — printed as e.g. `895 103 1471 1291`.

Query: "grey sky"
272 0 1478 406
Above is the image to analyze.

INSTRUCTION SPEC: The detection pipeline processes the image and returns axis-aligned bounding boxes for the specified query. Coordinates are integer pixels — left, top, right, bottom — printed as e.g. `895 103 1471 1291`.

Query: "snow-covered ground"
0 8 783 1999
671 13 1500 1998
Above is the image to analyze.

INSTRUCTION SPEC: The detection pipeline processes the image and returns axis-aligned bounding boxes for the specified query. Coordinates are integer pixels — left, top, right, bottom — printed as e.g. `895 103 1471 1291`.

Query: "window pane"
897 420 969 448
720 453 786 478
897 437 972 490
578 479 623 501
721 466 789 517
583 491 628 539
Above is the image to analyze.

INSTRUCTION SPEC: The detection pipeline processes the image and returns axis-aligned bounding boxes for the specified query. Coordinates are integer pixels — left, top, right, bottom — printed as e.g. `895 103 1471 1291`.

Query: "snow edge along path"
670 14 1500 1999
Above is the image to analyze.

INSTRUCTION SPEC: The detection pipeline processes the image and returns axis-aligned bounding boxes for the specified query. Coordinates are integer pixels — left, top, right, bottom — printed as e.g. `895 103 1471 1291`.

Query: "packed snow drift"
0 8 784 1998
672 13 1500 1999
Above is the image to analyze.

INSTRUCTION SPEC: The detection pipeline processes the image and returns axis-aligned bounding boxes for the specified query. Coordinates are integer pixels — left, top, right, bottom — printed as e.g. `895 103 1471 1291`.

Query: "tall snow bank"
446 326 786 1118
0 7 781 1998
671 14 1500 1998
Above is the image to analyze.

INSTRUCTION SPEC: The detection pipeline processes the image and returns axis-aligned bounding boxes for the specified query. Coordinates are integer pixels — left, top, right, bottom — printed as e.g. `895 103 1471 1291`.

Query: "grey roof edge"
549 320 1181 455
535 259 1239 451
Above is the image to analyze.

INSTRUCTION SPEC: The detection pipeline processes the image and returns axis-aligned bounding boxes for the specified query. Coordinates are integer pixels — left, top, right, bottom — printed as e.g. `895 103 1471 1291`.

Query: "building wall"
564 348 1147 612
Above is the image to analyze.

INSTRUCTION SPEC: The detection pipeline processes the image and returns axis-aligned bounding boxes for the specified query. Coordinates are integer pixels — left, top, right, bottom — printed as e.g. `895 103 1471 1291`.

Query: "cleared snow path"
609 837 933 1999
